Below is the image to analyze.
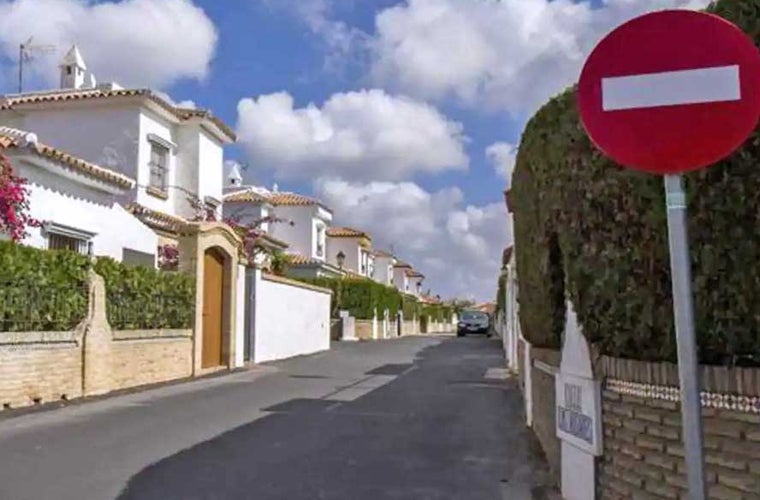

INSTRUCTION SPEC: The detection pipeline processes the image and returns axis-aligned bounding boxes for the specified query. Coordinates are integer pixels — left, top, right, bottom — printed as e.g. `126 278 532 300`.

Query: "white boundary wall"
250 270 331 363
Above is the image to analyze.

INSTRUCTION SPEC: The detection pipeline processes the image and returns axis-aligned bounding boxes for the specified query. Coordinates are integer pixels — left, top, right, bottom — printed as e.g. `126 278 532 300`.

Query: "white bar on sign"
602 65 740 111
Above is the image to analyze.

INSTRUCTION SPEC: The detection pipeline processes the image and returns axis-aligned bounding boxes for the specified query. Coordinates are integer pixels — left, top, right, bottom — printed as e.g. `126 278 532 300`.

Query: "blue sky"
0 0 709 301
169 0 517 207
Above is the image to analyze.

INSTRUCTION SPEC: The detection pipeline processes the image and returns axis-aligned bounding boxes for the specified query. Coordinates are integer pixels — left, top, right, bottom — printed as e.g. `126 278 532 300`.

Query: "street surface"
0 336 554 500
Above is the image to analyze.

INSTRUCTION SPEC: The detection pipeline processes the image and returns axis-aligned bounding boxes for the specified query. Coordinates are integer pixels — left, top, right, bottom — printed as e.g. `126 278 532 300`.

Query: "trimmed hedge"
296 277 403 320
511 0 760 365
420 303 453 323
93 257 195 330
0 241 90 332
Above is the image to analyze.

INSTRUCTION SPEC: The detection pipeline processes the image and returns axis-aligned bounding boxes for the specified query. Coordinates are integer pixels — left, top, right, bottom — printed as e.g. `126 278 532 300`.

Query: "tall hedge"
512 0 760 365
296 277 402 320
0 241 90 332
93 257 195 330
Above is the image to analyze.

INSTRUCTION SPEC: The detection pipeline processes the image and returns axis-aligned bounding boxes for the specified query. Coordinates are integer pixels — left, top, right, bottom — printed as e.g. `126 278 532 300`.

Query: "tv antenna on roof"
18 37 55 93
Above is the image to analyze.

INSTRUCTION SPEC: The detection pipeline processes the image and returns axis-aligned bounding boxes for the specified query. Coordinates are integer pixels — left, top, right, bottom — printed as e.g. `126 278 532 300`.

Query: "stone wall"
0 272 195 411
531 347 562 485
599 356 760 499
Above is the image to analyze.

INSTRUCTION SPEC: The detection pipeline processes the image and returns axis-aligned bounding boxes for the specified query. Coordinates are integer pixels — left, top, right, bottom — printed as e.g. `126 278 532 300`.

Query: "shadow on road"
117 338 554 500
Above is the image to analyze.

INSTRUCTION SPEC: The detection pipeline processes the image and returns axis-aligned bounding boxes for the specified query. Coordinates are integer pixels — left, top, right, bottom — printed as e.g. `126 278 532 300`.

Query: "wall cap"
262 272 333 295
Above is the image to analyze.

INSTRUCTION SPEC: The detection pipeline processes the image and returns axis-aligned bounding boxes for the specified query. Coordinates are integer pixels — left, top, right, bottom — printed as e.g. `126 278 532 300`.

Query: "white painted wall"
135 110 178 215
393 267 410 293
252 273 331 363
409 276 424 296
1 101 227 222
175 126 199 217
14 155 157 261
373 256 395 286
327 237 360 272
4 105 141 179
270 205 315 258
196 129 224 216
234 263 247 368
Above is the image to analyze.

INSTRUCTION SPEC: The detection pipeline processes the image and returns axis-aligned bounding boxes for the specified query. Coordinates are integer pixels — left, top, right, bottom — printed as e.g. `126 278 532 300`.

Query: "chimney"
59 45 87 90
228 162 243 187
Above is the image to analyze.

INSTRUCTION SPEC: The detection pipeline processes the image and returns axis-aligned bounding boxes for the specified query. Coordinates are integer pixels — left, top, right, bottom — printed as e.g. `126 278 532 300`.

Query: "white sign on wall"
555 372 603 456
556 300 603 500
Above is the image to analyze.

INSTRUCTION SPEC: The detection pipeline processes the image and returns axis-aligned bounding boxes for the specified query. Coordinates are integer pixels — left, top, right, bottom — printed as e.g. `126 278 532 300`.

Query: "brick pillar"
82 270 113 397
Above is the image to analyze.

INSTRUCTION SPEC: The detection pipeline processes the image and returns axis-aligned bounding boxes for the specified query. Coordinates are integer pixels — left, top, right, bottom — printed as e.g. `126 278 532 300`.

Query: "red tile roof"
0 128 135 189
0 88 236 142
327 226 372 240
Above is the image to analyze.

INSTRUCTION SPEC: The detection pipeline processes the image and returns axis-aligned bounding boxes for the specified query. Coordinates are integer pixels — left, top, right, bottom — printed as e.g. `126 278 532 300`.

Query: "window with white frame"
315 224 325 257
148 140 169 192
45 223 94 256
360 250 368 274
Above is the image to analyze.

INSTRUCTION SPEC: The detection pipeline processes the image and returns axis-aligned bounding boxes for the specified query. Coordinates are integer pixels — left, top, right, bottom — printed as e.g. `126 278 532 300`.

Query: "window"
122 248 156 268
149 141 169 191
45 223 95 255
315 225 325 257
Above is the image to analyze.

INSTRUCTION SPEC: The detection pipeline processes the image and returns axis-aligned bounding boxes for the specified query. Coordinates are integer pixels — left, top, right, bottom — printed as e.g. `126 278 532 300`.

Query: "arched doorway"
202 247 226 368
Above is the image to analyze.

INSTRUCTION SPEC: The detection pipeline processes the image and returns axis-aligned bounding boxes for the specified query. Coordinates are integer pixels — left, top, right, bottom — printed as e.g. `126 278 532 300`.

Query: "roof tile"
0 127 135 189
326 226 372 239
1 88 236 141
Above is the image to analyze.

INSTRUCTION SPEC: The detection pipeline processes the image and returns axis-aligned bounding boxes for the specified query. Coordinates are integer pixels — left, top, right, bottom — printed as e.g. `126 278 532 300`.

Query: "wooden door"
202 248 225 368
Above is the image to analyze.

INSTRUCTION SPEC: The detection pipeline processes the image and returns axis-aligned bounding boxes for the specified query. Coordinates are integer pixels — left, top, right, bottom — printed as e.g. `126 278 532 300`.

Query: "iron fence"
0 280 88 332
105 288 195 331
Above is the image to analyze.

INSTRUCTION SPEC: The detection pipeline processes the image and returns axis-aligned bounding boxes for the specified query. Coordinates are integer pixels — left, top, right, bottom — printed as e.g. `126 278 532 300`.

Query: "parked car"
457 310 492 337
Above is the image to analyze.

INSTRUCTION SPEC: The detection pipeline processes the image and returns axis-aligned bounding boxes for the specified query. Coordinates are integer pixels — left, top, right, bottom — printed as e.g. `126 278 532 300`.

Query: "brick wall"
355 320 374 340
0 272 195 411
599 356 760 499
531 347 561 485
111 331 193 390
402 320 418 336
0 332 83 408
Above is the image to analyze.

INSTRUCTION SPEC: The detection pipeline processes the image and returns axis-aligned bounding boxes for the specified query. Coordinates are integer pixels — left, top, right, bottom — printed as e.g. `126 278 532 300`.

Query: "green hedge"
0 241 90 332
420 303 453 323
511 0 760 365
93 257 195 330
296 277 402 320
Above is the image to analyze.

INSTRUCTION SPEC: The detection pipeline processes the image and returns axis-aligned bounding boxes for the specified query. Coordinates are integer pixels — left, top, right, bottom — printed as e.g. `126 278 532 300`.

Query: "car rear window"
461 311 488 321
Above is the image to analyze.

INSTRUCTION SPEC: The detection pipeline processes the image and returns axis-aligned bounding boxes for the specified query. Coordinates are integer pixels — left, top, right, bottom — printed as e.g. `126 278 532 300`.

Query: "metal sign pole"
663 174 706 500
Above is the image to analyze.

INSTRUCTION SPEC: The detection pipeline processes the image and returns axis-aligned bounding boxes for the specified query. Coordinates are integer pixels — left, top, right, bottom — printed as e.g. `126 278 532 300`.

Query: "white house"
407 269 425 297
223 174 342 279
372 249 396 286
326 227 374 278
0 127 157 263
393 260 414 294
0 45 236 245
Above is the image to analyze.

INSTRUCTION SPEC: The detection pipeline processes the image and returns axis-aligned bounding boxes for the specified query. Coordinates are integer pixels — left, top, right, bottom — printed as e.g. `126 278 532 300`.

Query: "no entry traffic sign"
576 10 760 500
578 10 760 174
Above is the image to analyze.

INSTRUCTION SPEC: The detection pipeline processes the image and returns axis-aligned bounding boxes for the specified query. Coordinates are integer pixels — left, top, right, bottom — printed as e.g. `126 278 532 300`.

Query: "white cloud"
0 0 217 89
369 0 711 115
486 142 517 185
315 178 510 301
236 89 469 182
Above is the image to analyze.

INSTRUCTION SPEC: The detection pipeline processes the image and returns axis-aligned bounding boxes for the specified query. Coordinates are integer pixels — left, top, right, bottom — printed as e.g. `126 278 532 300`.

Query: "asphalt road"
0 335 554 500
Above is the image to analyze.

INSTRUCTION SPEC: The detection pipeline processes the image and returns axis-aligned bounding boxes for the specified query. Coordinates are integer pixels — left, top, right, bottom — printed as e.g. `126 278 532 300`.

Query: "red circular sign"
578 10 760 174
